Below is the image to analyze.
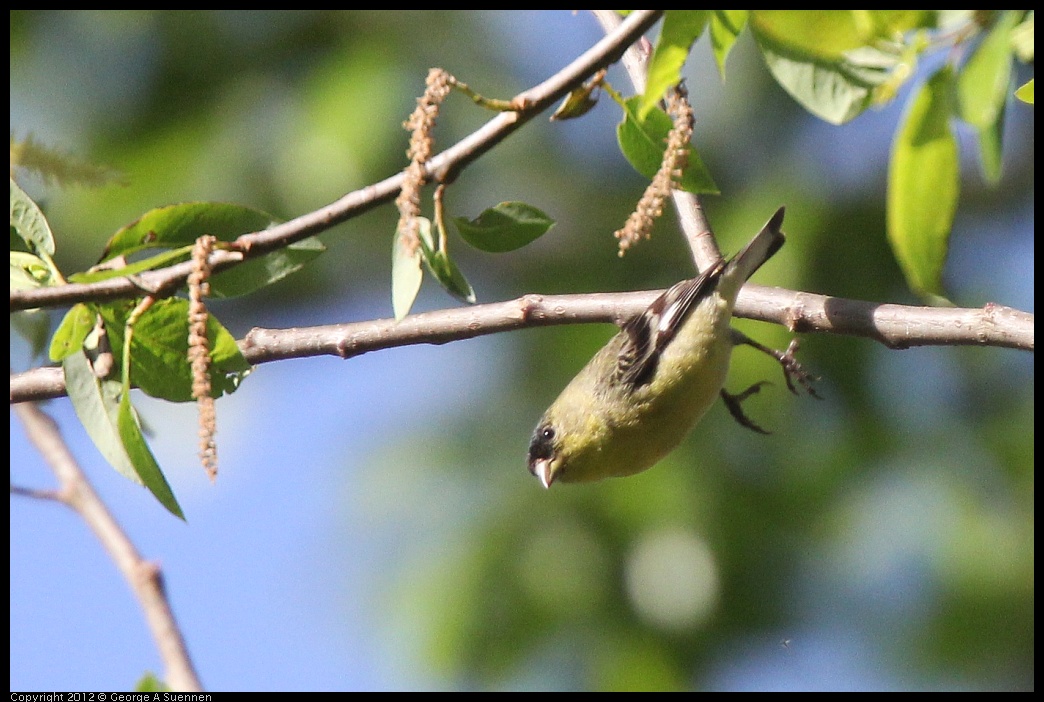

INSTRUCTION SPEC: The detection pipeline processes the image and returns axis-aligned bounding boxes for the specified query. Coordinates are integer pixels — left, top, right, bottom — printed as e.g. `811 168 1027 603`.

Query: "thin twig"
11 402 204 691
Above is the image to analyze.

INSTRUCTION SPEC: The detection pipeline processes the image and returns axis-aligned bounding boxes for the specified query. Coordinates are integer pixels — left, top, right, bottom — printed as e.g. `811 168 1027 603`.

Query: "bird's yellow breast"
555 292 735 482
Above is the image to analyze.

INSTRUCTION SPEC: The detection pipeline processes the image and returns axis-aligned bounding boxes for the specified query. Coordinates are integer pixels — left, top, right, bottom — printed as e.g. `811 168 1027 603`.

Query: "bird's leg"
720 382 772 435
730 330 821 399
719 330 821 434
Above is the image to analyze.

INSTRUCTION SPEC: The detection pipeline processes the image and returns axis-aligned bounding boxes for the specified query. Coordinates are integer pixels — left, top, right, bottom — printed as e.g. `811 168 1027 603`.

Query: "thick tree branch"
10 287 1033 404
11 402 204 691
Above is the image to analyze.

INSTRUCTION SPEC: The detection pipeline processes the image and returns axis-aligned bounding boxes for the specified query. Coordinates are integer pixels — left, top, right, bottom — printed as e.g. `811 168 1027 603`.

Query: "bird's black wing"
616 259 726 389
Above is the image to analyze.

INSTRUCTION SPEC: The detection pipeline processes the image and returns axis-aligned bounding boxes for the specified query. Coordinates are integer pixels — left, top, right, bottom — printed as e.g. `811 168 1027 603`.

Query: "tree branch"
10 287 1033 404
11 402 204 691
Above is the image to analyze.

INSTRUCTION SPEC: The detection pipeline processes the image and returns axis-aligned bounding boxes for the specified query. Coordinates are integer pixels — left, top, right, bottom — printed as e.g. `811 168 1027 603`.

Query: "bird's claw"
778 339 821 399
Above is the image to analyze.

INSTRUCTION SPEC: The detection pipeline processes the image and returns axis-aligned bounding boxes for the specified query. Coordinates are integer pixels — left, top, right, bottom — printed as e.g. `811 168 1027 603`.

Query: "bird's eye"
528 423 557 463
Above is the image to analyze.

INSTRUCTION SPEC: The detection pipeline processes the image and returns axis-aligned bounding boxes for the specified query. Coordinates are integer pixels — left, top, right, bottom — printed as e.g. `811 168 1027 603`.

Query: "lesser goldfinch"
528 207 812 488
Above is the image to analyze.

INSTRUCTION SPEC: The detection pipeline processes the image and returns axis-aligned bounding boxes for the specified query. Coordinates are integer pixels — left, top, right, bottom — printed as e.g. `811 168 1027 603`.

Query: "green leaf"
417 220 475 305
426 250 476 304
887 66 959 302
1015 78 1034 104
100 298 251 403
63 346 145 487
750 10 904 124
976 100 1005 184
118 383 184 519
752 10 932 60
71 236 326 296
453 202 554 253
617 96 718 194
109 308 183 519
392 222 424 320
134 672 170 693
209 236 326 298
1009 12 1034 63
550 82 602 121
958 10 1019 128
100 201 275 262
94 201 323 297
64 296 213 518
10 178 55 256
10 251 54 290
638 11 709 119
754 44 891 125
49 303 94 362
710 10 749 78
955 10 1021 182
68 247 194 284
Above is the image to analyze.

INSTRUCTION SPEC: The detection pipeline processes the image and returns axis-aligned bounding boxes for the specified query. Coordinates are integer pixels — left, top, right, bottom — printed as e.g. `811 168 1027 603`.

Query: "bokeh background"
10 10 1033 691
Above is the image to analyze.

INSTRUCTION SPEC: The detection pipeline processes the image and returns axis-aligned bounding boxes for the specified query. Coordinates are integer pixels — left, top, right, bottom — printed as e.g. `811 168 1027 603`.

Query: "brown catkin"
395 68 452 254
614 89 695 256
188 235 218 482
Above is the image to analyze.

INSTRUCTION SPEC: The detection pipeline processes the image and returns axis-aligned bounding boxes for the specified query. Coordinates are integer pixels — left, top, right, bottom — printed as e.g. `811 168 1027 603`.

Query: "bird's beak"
531 458 555 489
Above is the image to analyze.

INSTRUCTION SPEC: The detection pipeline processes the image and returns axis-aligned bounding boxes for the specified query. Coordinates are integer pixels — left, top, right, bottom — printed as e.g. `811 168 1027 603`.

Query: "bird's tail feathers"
725 206 786 285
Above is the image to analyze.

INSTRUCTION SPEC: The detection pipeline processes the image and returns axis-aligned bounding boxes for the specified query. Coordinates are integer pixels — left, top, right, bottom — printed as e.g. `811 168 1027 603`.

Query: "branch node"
519 294 545 321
